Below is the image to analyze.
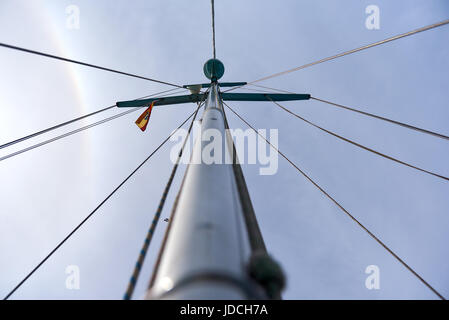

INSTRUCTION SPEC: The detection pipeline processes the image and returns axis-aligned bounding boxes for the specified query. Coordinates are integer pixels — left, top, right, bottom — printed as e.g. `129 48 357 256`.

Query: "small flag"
135 101 155 132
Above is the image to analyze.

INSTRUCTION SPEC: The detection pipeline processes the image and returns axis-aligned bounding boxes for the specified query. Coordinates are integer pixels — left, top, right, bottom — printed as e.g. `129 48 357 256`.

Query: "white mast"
147 81 261 299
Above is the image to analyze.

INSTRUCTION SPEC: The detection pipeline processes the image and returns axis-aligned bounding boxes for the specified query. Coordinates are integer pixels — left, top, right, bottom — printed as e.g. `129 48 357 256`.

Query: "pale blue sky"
0 0 448 299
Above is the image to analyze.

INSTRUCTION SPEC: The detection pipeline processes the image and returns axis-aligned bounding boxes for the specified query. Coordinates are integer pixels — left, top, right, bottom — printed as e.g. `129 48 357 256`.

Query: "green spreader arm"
117 92 310 108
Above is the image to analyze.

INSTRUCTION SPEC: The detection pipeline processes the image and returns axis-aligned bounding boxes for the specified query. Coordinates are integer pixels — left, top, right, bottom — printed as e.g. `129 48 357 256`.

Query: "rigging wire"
248 84 295 94
225 18 449 92
2 109 198 300
0 107 142 162
124 99 204 300
238 87 279 94
310 97 449 141
0 42 184 88
223 101 445 300
226 82 449 142
0 89 196 162
0 87 181 150
267 98 449 181
155 87 191 98
211 0 216 59
250 19 449 84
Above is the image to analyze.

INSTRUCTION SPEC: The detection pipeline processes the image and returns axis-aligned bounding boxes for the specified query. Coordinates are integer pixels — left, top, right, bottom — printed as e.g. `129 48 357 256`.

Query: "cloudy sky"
0 0 448 299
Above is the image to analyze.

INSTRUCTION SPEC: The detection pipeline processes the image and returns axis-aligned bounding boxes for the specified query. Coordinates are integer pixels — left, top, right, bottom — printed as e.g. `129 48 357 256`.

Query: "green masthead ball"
203 59 225 81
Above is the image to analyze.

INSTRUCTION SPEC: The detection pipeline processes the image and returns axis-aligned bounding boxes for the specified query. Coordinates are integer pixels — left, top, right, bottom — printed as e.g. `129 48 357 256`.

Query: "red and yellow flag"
135 101 155 132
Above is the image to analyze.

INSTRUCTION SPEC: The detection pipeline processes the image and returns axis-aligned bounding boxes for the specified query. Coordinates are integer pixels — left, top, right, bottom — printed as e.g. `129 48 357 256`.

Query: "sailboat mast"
146 80 258 299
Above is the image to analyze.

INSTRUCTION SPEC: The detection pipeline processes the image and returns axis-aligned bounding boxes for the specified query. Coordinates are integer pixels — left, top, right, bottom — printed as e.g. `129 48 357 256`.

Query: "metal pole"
146 83 264 299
